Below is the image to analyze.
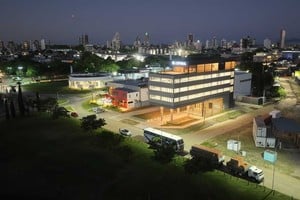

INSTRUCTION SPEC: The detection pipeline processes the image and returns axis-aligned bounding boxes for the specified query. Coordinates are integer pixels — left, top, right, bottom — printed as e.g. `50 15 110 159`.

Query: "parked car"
92 107 105 114
119 128 131 136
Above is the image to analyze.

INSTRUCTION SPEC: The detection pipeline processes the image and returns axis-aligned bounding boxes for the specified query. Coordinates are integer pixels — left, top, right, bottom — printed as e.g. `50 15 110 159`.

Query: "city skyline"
1 0 300 45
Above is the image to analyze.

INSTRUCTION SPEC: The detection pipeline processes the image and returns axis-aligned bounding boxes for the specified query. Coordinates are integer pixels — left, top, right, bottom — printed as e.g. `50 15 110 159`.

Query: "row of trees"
237 52 275 97
0 51 171 79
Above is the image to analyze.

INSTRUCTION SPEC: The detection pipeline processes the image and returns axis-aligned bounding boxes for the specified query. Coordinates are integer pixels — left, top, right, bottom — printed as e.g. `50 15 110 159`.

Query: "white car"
119 128 131 136
92 107 105 114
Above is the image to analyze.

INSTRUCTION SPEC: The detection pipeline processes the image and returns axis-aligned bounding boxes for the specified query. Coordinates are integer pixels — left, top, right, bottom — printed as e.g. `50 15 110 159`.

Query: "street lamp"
17 66 23 77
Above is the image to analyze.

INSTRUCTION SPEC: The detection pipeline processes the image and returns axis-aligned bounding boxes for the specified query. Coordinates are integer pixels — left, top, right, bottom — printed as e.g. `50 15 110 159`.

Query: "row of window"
150 86 233 103
149 79 233 93
150 72 233 83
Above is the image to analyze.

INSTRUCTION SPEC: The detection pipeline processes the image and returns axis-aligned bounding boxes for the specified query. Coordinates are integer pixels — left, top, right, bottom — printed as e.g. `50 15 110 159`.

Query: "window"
197 64 204 72
204 64 212 72
161 78 173 84
211 63 219 71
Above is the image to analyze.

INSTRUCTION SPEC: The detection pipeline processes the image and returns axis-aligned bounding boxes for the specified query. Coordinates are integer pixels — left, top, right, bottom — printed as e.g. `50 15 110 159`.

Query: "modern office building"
148 55 237 122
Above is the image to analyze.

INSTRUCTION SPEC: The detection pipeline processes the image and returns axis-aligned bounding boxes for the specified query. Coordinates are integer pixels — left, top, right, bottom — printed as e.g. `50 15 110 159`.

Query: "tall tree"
4 98 10 120
36 92 40 111
10 100 16 118
80 114 106 132
52 106 70 119
17 82 25 116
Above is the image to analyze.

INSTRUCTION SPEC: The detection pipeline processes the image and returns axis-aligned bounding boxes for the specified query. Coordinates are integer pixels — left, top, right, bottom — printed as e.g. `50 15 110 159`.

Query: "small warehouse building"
253 115 276 148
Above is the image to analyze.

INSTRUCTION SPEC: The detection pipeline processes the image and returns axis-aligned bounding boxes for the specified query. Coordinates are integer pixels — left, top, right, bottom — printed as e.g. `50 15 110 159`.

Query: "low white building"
68 73 112 90
253 115 276 148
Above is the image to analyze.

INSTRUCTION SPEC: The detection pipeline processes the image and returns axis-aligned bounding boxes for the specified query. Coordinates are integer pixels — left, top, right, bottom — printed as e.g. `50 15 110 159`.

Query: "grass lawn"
23 80 92 95
0 114 290 200
81 99 99 112
201 123 297 176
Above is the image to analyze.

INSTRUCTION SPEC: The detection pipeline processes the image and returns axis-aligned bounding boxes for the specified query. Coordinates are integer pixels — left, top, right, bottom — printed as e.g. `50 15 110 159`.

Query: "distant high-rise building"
211 36 218 49
33 40 40 51
187 33 193 47
263 38 272 49
106 40 111 49
133 35 141 48
7 41 16 53
205 40 211 49
143 32 150 47
79 34 89 45
240 36 255 49
40 39 46 50
0 40 4 50
22 41 30 51
194 40 202 51
280 29 286 49
220 38 227 49
112 32 121 51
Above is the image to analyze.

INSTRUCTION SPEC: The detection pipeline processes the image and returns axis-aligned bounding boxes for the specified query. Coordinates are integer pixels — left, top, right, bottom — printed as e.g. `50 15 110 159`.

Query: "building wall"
107 81 149 108
234 71 252 99
111 89 128 108
253 117 275 148
127 91 140 109
68 75 112 90
149 70 234 109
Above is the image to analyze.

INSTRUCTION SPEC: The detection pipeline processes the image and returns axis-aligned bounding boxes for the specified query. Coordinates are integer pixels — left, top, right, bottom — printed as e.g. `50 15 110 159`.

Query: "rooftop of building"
272 117 300 134
112 78 148 87
69 73 110 78
234 70 251 75
186 54 239 65
114 87 136 93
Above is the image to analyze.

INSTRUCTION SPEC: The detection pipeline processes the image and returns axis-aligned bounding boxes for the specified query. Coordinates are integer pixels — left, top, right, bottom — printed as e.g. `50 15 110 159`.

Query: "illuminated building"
107 79 149 110
148 56 237 122
68 73 112 90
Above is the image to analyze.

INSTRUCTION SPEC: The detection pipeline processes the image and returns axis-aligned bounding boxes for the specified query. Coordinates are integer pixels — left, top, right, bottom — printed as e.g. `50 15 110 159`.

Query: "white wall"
234 71 252 99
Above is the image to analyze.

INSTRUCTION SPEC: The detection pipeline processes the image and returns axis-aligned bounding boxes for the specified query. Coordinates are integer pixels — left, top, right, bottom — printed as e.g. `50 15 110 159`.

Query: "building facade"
148 56 236 122
253 116 276 148
234 70 252 99
110 88 140 109
107 79 149 110
280 29 286 49
68 73 112 90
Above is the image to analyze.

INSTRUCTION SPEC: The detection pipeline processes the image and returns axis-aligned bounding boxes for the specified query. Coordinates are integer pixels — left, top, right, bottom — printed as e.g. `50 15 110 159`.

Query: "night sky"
1 0 300 45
